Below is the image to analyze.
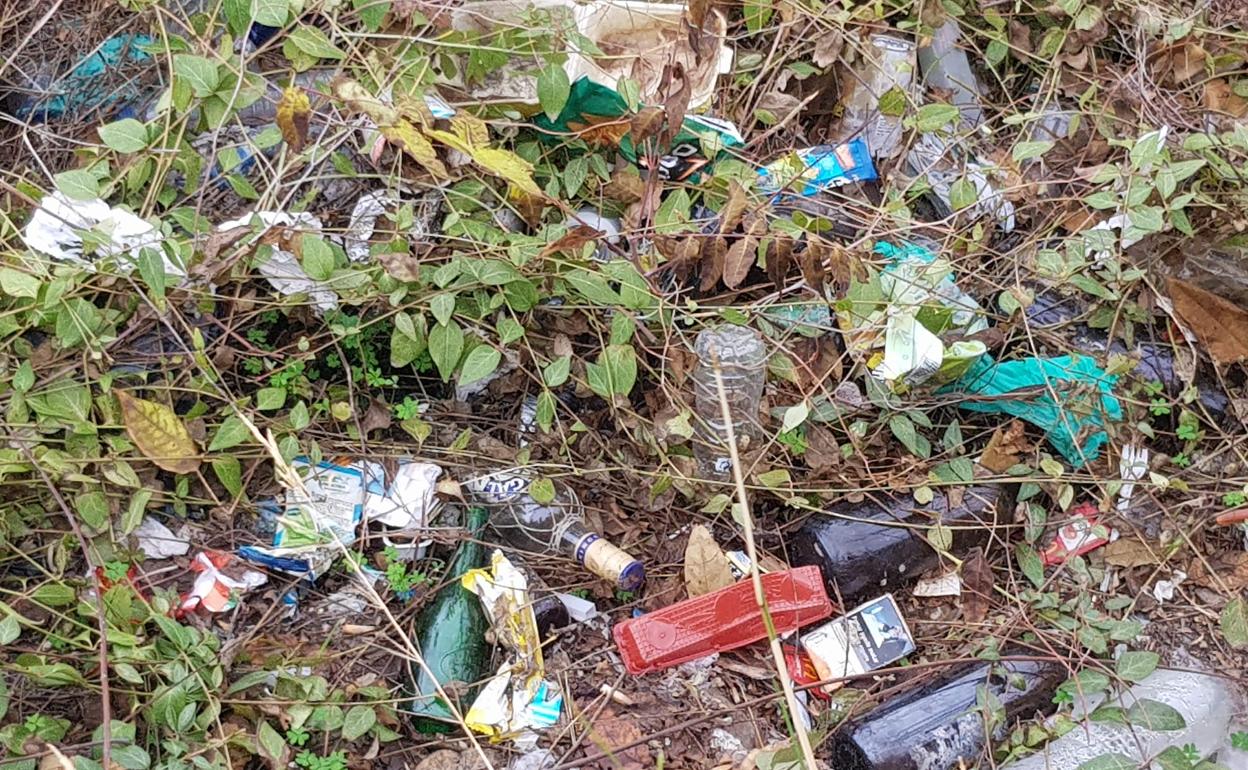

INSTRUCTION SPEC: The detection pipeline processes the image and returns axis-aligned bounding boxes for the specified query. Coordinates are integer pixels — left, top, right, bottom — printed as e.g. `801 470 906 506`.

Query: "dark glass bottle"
829 655 1066 770
788 486 1008 605
408 506 491 731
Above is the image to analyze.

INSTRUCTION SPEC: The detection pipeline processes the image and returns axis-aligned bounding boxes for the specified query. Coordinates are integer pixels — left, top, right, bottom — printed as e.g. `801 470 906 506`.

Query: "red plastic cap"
611 566 834 675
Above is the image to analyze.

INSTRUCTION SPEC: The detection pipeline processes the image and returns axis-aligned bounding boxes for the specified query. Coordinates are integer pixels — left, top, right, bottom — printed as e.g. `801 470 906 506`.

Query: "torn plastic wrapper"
757 138 877 196
216 211 339 312
841 34 916 160
800 594 914 691
916 20 984 129
179 551 267 614
1042 502 1117 566
940 354 1122 467
24 192 179 275
912 571 962 597
535 77 744 182
448 0 732 111
9 33 153 122
364 461 442 529
612 566 833 675
462 551 563 739
905 131 1016 232
133 517 190 559
839 240 989 391
239 458 379 579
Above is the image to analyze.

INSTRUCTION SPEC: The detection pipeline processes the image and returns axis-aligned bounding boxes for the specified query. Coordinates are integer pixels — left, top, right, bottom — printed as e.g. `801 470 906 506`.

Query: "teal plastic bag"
944 354 1122 467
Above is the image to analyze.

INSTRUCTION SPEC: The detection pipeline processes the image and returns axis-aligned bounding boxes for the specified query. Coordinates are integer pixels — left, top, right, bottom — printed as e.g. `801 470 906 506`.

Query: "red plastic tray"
612 566 833 675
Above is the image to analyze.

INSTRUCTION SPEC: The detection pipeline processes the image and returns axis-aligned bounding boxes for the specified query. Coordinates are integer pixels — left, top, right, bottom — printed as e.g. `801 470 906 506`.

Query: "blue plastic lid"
619 560 646 592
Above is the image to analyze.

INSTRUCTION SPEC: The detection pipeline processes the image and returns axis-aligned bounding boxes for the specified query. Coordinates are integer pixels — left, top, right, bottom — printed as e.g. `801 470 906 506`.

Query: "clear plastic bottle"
692 325 769 479
470 479 645 591
840 34 917 159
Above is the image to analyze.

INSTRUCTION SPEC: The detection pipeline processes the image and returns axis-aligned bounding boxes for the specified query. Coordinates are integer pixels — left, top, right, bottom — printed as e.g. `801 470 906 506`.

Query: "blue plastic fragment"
13 34 153 122
942 354 1123 467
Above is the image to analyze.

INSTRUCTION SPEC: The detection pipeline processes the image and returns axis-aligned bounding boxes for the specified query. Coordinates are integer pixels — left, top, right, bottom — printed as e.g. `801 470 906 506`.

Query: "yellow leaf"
451 113 489 147
115 390 201 475
472 146 542 197
330 77 447 178
276 85 311 152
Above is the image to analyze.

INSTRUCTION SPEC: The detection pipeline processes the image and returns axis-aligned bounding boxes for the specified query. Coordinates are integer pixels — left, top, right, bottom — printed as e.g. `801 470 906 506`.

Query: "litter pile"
1 1 1248 770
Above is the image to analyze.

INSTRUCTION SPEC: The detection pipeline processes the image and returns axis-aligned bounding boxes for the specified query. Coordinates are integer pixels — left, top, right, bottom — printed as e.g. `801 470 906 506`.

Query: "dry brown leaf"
1008 20 1032 57
719 180 749 234
979 420 1032 473
660 62 692 147
1203 79 1248 118
629 106 665 147
115 390 201 475
541 225 604 258
361 399 393 436
812 30 844 68
1167 277 1248 365
699 234 727 292
960 547 993 623
766 232 794 289
804 424 841 472
1104 537 1161 568
723 235 758 289
1169 41 1207 84
590 707 650 770
604 168 645 203
798 238 828 287
684 524 736 596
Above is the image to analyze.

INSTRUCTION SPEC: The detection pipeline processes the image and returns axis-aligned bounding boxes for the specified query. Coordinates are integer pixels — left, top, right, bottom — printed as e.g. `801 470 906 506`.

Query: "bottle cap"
619 560 646 591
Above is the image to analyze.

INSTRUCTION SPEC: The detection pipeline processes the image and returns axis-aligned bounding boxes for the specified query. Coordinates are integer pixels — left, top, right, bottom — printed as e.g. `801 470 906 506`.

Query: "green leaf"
98 119 150 153
208 415 251 452
986 39 1008 66
1156 746 1194 770
122 489 152 535
586 344 636 399
0 674 8 721
0 267 41 299
212 456 243 498
528 477 555 504
497 317 524 344
33 582 75 607
429 320 464 382
1115 651 1158 682
1221 596 1248 648
877 86 908 117
55 169 100 201
563 268 621 305
136 247 167 302
1089 705 1127 724
288 401 310 431
252 0 289 26
76 490 110 531
781 402 809 432
430 293 455 326
1075 4 1102 31
0 613 19 645
300 235 335 281
537 64 571 121
1078 754 1141 770
543 355 571 387
459 345 501 388
949 177 978 211
1012 140 1055 163
757 469 790 488
255 387 287 411
286 25 346 60
173 54 221 98
1127 205 1165 234
929 523 952 552
914 103 960 132
340 705 376 741
1126 698 1186 731
889 414 930 458
1016 543 1045 588
257 720 286 761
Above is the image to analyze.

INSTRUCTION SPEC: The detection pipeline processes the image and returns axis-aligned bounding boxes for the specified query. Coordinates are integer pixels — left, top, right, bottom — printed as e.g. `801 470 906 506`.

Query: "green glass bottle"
409 505 491 732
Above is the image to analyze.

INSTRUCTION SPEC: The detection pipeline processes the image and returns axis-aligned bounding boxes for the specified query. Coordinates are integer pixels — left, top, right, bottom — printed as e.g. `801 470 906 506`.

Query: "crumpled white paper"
24 192 179 274
217 211 337 312
133 517 190 559
363 461 442 528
